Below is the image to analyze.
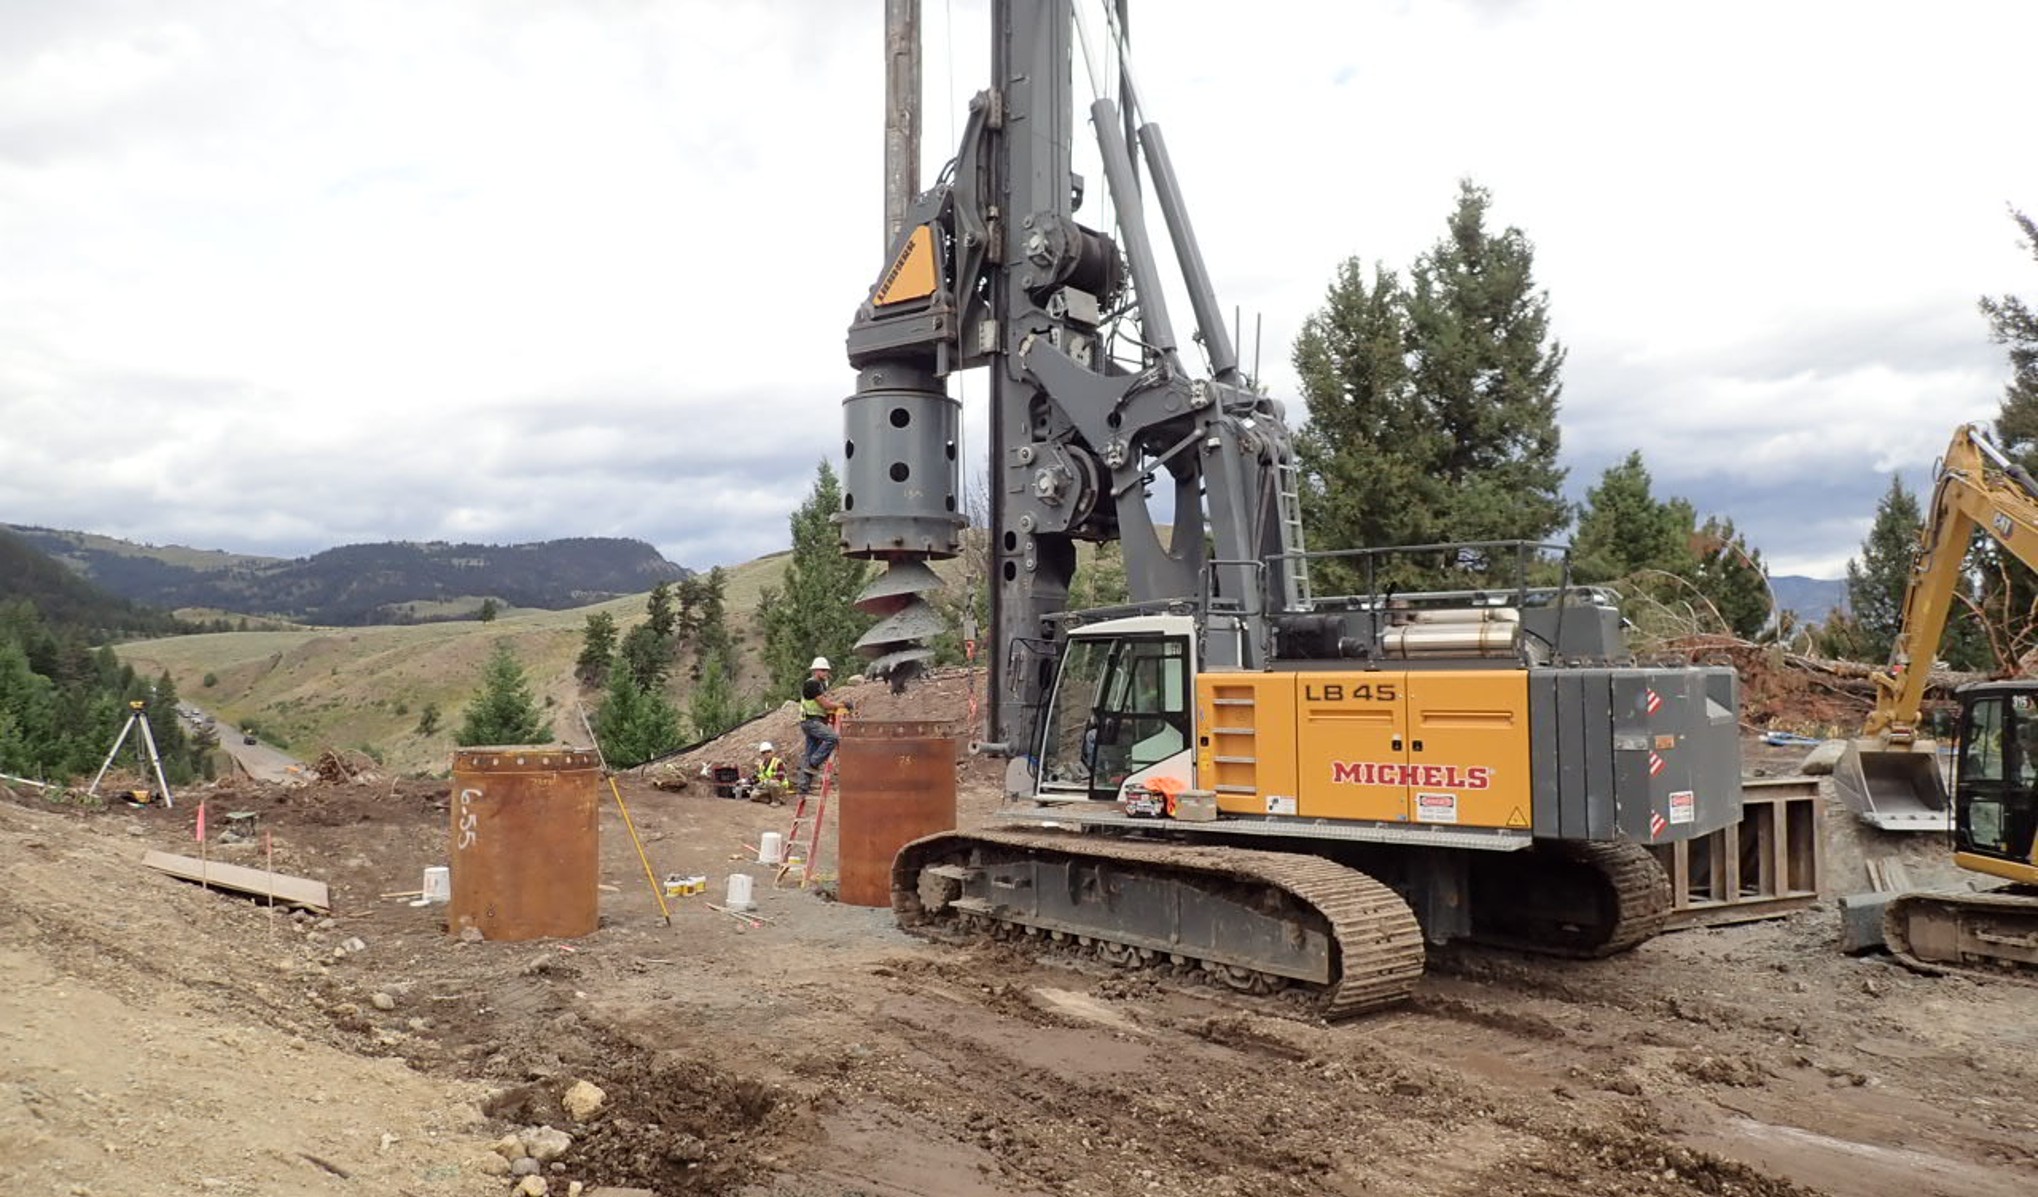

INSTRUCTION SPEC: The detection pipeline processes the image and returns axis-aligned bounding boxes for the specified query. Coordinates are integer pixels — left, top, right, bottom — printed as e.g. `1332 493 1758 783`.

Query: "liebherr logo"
1332 761 1495 790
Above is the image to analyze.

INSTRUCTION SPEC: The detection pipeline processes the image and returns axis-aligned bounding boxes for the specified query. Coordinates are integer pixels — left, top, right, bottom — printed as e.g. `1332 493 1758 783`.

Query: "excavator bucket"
1831 739 1951 832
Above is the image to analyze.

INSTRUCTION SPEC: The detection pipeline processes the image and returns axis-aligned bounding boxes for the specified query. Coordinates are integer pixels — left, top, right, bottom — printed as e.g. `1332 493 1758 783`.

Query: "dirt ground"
3 671 2035 1197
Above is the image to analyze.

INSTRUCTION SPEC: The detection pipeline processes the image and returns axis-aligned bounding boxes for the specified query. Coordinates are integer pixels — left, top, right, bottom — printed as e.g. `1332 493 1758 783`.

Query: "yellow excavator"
1834 423 2038 975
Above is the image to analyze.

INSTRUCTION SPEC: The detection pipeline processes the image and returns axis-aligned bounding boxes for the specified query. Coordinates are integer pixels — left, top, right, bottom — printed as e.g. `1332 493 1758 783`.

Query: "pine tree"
575 611 619 686
477 598 499 622
1293 259 1443 576
618 623 669 691
645 582 678 641
760 461 874 695
593 665 683 767
1975 207 2038 666
455 641 552 746
1982 207 2038 467
1403 180 1568 543
1294 182 1566 593
1839 476 1923 663
688 648 739 741
1570 452 1692 583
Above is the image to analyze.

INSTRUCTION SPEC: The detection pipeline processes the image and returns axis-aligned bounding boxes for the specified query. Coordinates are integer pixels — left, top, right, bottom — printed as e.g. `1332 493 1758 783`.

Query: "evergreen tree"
687 648 740 741
1570 452 1692 583
575 611 619 686
1982 206 2038 467
1839 476 1924 663
760 461 874 695
618 623 670 691
477 598 499 622
1294 181 1566 592
1975 207 2038 667
455 641 552 746
1293 259 1441 575
645 582 678 642
1403 180 1568 543
593 665 683 767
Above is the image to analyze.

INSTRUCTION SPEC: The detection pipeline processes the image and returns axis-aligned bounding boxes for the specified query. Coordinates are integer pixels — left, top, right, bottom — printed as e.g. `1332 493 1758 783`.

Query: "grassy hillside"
118 553 797 777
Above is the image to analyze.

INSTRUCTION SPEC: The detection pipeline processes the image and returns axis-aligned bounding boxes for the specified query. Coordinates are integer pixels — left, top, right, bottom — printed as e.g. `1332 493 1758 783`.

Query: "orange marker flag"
195 799 207 843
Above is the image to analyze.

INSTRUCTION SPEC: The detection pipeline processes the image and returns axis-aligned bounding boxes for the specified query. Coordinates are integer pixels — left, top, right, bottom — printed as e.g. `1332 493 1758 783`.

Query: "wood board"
141 850 331 911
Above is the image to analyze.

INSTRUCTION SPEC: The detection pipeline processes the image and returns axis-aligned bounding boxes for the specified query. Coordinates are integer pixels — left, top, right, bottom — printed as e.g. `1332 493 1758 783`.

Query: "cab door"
1958 690 2038 869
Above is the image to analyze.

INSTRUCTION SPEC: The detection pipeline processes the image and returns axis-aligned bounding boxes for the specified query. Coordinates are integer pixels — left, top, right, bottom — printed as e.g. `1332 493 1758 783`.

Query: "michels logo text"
1332 762 1494 789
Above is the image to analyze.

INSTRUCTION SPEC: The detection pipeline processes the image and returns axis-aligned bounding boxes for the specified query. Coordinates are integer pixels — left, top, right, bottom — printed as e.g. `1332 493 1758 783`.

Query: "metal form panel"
448 747 600 941
1649 777 1823 928
837 720 959 907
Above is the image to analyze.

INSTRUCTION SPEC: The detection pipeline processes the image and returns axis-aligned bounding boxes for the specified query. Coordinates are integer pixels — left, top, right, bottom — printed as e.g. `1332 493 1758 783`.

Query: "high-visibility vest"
800 682 828 719
759 756 785 783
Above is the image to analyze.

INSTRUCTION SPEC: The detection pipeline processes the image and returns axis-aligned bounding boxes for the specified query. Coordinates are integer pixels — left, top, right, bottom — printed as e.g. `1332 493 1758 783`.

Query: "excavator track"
1884 888 2038 981
893 830 1426 1019
1467 840 1672 959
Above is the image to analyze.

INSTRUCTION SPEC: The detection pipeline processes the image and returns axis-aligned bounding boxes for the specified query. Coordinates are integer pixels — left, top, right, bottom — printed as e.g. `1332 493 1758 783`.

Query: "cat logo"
1994 512 2015 541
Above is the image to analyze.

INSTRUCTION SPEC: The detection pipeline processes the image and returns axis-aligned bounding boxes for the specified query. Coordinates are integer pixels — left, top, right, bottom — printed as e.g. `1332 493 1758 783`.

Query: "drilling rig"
839 1 1749 1014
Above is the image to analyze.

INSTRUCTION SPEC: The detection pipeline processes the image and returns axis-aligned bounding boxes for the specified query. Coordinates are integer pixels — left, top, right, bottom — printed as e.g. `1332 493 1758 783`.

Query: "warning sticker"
1668 789 1696 825
1505 805 1530 829
1265 794 1298 816
1415 792 1458 824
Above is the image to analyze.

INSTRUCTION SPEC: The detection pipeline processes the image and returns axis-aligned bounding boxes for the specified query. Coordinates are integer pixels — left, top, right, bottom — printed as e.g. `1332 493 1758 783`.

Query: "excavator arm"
1866 425 2038 737
1839 424 2038 829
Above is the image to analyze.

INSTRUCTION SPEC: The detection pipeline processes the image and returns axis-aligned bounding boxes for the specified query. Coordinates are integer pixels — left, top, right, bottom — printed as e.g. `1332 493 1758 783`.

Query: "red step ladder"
777 750 837 888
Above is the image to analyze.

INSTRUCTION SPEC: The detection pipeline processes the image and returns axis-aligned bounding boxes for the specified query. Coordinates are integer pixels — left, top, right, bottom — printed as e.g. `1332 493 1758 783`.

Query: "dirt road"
4 714 2033 1197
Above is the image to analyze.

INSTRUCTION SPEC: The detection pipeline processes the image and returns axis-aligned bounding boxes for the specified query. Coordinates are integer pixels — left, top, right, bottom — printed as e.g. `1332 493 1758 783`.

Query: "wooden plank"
141 850 330 911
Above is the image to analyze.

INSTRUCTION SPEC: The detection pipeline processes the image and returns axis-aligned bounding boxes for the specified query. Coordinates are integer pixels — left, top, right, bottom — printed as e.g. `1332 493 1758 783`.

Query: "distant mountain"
0 526 187 638
1771 574 1847 625
6 527 689 626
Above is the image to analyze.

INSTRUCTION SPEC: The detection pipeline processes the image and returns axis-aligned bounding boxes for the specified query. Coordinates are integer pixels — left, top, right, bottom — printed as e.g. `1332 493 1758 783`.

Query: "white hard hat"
810 656 831 671
757 741 774 752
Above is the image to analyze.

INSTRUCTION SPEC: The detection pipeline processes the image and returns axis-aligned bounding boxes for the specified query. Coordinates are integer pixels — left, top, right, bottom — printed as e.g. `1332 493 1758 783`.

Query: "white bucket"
756 831 785 865
422 866 451 904
725 873 756 912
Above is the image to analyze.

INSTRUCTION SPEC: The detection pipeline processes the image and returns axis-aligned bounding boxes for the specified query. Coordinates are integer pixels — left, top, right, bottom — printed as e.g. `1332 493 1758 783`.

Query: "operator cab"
1953 681 2038 871
1034 614 1198 802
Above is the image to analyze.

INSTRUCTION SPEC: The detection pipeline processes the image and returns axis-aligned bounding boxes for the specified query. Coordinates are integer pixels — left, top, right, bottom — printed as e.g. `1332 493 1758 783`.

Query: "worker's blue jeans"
800 717 839 790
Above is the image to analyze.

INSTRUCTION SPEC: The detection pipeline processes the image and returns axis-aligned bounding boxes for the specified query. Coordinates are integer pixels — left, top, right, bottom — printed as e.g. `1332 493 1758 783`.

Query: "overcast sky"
3 0 2035 580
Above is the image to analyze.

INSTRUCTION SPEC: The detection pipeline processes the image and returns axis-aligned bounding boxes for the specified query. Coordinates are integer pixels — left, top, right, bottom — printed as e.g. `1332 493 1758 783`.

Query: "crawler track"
1465 839 1672 959
1885 888 2038 981
893 830 1425 1019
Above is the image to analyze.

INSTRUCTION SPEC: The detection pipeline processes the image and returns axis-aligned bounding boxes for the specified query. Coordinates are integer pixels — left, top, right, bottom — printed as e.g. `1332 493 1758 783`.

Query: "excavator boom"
1837 424 2038 830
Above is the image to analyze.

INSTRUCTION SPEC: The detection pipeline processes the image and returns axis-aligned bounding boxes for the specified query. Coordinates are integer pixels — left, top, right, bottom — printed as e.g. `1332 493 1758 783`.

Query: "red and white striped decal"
1644 689 1663 715
1649 810 1668 837
1648 751 1666 777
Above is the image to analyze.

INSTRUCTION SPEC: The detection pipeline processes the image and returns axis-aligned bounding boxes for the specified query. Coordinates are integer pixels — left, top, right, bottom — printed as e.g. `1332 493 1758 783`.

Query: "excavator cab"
1950 682 2038 876
1034 617 1197 802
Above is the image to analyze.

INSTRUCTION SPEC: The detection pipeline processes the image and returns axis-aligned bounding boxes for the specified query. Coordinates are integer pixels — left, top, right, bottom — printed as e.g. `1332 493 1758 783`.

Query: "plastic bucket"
757 831 785 864
726 873 756 911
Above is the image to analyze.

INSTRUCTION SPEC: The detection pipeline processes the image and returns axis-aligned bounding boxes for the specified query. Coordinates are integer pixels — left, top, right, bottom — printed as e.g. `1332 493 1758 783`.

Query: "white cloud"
2 0 2036 585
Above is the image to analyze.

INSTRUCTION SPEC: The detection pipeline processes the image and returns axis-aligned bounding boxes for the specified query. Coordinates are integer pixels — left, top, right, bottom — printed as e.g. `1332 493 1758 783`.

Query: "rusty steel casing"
448 746 601 940
837 720 958 906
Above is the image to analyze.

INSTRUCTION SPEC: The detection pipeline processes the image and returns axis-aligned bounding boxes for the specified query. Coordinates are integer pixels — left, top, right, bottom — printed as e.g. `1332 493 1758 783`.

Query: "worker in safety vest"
798 656 853 794
750 741 788 804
